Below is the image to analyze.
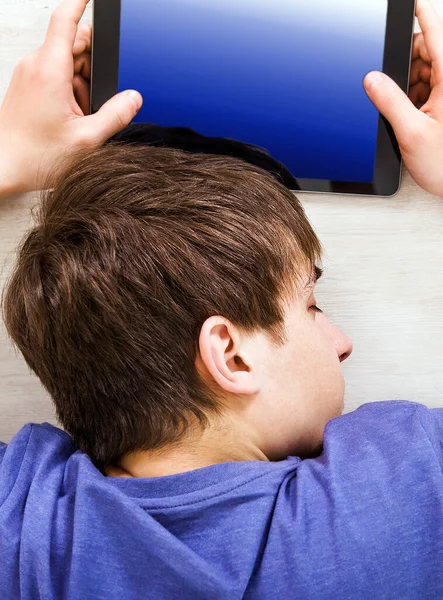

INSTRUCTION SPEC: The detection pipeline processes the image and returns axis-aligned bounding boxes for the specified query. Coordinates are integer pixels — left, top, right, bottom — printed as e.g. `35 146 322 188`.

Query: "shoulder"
260 401 443 596
0 423 76 507
324 400 443 468
278 399 443 532
282 400 443 505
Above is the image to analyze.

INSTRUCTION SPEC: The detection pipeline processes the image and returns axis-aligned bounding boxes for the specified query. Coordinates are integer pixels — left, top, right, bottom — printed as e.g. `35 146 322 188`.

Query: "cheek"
308 317 339 363
315 314 343 354
276 312 342 389
306 320 345 399
286 321 338 382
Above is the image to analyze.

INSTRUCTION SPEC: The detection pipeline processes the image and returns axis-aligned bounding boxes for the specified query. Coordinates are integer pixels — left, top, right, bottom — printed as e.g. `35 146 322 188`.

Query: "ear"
196 316 260 396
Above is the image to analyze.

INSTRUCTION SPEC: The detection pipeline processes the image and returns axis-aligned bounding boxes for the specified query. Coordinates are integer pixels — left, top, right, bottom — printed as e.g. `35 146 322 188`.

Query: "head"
2 144 352 469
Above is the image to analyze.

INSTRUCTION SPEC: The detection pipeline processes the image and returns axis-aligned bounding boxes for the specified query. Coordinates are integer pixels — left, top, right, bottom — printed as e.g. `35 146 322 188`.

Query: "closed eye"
310 305 323 313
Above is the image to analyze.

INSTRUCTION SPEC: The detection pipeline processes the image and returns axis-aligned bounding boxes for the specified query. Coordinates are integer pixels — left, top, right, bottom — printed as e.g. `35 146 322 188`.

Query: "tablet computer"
91 0 416 197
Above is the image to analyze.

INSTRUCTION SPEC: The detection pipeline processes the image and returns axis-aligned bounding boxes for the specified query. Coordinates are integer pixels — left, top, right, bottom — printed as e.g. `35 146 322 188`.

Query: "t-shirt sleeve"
0 425 33 507
0 423 75 510
323 400 443 473
277 400 443 598
428 407 443 464
0 442 6 468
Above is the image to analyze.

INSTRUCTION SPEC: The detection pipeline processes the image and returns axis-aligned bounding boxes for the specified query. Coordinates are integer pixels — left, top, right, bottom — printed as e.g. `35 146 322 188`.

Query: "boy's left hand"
0 0 143 196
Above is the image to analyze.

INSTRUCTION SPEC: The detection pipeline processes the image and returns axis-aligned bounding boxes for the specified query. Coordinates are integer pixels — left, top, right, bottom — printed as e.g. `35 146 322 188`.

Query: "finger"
409 81 431 106
364 71 428 143
73 74 91 115
425 80 443 118
416 0 443 81
73 23 92 56
412 32 431 63
409 57 432 86
75 90 143 146
44 0 90 54
74 52 91 81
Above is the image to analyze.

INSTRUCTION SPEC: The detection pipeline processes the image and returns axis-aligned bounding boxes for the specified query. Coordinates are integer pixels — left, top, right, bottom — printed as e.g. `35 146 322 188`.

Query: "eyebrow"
303 265 323 291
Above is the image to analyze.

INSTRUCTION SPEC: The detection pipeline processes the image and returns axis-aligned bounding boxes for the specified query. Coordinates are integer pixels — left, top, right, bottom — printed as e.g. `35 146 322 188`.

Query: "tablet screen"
118 0 388 184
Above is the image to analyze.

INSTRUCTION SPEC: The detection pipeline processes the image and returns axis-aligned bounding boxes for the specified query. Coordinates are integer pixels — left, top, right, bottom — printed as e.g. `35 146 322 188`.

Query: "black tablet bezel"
91 0 416 197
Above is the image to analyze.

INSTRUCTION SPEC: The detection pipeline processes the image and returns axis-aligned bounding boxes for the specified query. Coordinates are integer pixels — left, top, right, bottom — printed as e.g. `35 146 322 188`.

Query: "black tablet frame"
91 0 417 197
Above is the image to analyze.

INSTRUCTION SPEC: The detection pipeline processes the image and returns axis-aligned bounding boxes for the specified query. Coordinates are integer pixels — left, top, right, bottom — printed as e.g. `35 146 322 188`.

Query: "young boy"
0 0 442 598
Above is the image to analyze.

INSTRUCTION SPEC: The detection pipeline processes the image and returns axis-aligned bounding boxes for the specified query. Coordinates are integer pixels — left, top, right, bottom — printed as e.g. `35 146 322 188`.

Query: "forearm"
0 177 22 201
0 141 26 200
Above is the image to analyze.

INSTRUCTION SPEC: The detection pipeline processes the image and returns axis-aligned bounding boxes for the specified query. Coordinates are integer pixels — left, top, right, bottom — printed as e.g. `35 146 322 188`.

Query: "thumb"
364 71 425 143
79 90 143 145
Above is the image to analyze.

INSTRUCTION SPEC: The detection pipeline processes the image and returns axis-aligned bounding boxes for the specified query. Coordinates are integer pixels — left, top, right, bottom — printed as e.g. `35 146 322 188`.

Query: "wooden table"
0 0 442 442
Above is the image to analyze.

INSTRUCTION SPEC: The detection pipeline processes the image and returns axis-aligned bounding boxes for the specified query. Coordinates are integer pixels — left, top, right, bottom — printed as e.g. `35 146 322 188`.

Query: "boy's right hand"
364 0 443 198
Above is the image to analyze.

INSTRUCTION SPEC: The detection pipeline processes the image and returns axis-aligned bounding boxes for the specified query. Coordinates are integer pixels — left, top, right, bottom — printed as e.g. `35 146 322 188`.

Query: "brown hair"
2 143 321 466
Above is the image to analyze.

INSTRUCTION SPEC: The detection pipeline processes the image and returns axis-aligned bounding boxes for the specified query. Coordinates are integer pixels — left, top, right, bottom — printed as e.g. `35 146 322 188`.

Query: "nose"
338 333 353 363
318 313 353 363
335 327 353 363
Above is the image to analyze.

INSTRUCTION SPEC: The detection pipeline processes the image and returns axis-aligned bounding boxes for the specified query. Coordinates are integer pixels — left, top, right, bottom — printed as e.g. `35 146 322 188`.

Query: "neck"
105 416 269 478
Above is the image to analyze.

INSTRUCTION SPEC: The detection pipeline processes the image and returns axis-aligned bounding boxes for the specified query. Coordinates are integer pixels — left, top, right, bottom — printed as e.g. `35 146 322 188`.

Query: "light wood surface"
1 1 442 443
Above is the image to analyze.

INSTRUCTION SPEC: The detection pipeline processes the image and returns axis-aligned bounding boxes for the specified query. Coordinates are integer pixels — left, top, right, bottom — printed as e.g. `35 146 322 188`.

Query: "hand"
0 0 143 196
364 0 443 198
72 22 94 117
409 31 433 108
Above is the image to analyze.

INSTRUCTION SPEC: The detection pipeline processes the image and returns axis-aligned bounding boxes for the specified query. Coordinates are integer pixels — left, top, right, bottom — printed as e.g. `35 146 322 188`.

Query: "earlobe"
197 316 259 396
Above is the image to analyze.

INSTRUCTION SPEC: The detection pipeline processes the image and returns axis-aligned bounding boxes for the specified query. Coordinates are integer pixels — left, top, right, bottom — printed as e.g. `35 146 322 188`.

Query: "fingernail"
365 71 383 89
126 90 143 111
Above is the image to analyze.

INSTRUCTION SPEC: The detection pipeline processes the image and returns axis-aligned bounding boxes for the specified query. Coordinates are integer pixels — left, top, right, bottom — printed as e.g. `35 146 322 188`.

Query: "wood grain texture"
0 1 442 443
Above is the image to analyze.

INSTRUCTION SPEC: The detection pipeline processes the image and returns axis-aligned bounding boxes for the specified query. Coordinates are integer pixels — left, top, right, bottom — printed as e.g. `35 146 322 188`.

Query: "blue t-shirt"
0 400 442 599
